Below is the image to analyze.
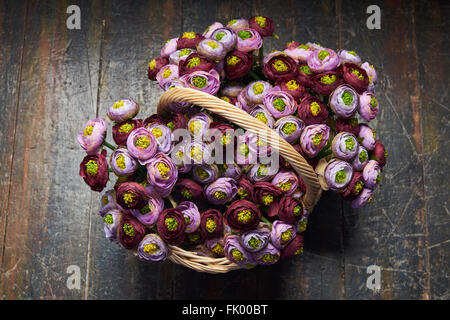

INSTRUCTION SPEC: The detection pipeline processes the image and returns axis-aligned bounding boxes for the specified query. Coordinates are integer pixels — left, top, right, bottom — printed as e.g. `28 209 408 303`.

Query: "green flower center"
140 204 151 215
248 237 262 249
280 181 293 192
123 223 135 237
195 167 209 180
320 74 337 85
341 91 354 105
165 217 178 231
335 170 347 183
181 189 193 200
312 132 323 146
347 50 357 56
221 133 232 146
192 76 207 88
179 48 191 57
318 50 330 60
228 19 237 26
85 160 98 175
116 154 126 169
359 150 368 163
375 172 381 183
83 125 94 136
214 191 227 200
135 136 150 149
119 123 134 134
255 16 267 27
281 122 297 135
143 243 158 254
257 164 268 177
294 205 302 216
206 218 217 233
238 30 252 40
238 143 249 157
272 59 288 72
237 188 248 199
262 194 274 206
345 136 356 151
281 229 293 243
299 65 312 75
255 112 268 124
351 68 364 80
166 121 175 131
123 192 136 205
310 102 321 116
370 96 378 108
188 233 200 243
294 247 303 255
253 82 264 95
273 97 286 111
186 57 201 68
259 254 275 263
226 55 241 66
231 248 244 262
298 44 309 50
237 210 253 224
354 180 364 195
215 32 225 41
104 214 113 225
298 220 307 233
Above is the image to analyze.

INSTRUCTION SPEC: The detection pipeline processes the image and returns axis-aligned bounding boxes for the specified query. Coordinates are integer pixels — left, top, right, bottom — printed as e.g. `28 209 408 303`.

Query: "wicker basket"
157 87 322 273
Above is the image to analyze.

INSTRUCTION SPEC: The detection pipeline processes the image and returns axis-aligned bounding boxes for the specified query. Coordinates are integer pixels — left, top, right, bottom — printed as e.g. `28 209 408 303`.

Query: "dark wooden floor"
0 0 448 300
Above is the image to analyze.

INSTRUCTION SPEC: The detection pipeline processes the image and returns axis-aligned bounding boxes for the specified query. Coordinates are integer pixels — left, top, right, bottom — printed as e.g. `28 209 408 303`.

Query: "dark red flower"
297 64 315 88
340 172 364 200
165 112 188 131
253 182 283 207
335 117 360 136
371 140 387 168
297 95 329 125
147 57 169 81
116 182 149 210
342 63 369 94
177 32 204 50
224 50 254 80
173 179 206 205
224 200 261 232
278 196 304 224
157 208 186 246
143 114 165 128
79 149 109 192
311 71 344 95
118 215 146 249
199 209 224 239
248 16 274 37
263 55 298 81
276 78 306 102
280 234 304 259
178 53 215 76
236 176 254 201
112 119 143 145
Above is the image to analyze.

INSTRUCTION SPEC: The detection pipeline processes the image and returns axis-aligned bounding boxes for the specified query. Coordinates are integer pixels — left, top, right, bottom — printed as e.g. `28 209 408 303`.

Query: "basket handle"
157 87 322 211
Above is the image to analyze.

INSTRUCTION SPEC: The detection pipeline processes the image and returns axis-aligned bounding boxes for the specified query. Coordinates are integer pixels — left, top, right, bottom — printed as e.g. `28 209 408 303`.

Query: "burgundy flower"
116 182 149 210
236 176 254 201
297 95 329 125
248 16 274 37
199 209 224 240
147 57 169 81
112 119 143 145
277 196 304 224
184 230 204 247
336 117 360 136
176 32 204 49
342 63 369 94
79 150 109 192
173 178 206 205
276 78 306 102
280 234 304 259
118 215 146 249
165 112 188 131
224 50 254 80
157 208 186 246
178 53 215 76
371 140 387 168
253 182 283 208
341 172 365 200
311 71 344 95
225 200 262 232
263 55 298 81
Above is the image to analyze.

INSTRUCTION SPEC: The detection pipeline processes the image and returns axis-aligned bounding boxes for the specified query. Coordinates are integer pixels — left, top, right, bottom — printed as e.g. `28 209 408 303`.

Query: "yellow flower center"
312 132 323 145
280 181 293 192
261 194 274 206
123 192 136 205
195 167 209 180
83 125 94 136
151 127 163 139
135 136 150 149
157 162 170 179
272 59 288 72
214 191 227 200
182 31 196 39
165 217 178 231
116 154 126 169
123 223 135 237
206 40 219 49
186 57 201 68
226 55 241 66
237 210 253 224
231 248 244 262
119 123 134 133
255 16 267 27
113 100 124 109
85 160 98 175
190 146 203 162
148 59 156 70
163 68 172 78
188 120 202 135
285 80 299 91
255 112 268 124
206 218 217 233
281 229 293 243
252 82 264 95
211 244 224 255
310 102 321 116
143 243 158 254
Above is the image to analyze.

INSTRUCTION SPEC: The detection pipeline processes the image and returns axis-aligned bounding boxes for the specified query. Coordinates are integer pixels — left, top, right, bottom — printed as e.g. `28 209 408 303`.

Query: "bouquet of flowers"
78 16 387 272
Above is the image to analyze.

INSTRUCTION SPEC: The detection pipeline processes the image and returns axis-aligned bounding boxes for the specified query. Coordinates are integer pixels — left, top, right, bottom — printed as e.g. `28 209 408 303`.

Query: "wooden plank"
339 0 430 299
414 0 450 300
0 0 103 299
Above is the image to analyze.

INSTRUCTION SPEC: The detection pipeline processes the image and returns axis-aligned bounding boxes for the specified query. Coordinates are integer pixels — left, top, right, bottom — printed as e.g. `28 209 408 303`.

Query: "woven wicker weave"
157 87 322 273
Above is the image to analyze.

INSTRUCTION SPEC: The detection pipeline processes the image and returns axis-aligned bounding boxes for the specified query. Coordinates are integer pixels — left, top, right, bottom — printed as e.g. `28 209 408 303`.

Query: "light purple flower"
270 220 296 249
241 227 270 252
236 88 250 112
169 48 196 65
220 163 242 180
160 37 178 58
362 160 381 189
358 124 376 150
324 159 354 191
162 79 192 112
361 62 377 85
245 81 272 104
192 164 219 185
203 22 224 38
224 234 254 267
77 118 106 154
138 234 168 262
146 152 178 197
130 194 164 226
99 189 116 216
352 144 369 171
226 18 249 32
274 116 305 143
205 177 238 205
156 64 179 89
187 112 213 138
299 124 330 158
331 132 359 161
249 104 275 128
338 49 362 65
177 201 201 233
107 98 140 123
307 48 341 73
263 87 297 119
109 147 138 177
103 208 122 243
211 27 237 51
180 69 220 95
351 188 374 208
126 127 158 165
248 163 278 183
253 242 280 266
271 171 298 196
147 123 173 154
197 39 227 61
329 85 359 118
235 28 263 52
358 91 379 121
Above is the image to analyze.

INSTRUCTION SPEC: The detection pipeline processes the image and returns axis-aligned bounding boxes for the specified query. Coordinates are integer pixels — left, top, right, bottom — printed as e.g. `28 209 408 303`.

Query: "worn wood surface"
0 0 448 300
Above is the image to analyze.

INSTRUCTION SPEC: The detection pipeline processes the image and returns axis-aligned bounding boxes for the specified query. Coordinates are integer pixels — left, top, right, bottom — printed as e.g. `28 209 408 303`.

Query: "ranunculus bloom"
156 64 179 89
107 99 140 124
192 164 219 185
244 81 272 104
371 140 387 168
138 234 168 262
178 53 215 76
236 176 254 201
297 95 329 125
116 182 149 210
362 160 381 189
248 16 274 37
361 62 377 91
341 172 365 200
253 181 283 208
78 118 107 154
79 150 109 192
235 28 263 52
146 152 178 198
112 119 143 146
263 88 297 119
263 55 298 81
307 48 340 73
183 141 212 165
241 226 270 252
270 220 296 250
254 242 280 266
359 91 379 121
224 234 254 267
271 171 298 196
187 112 213 138
299 124 330 158
332 132 359 161
224 50 254 80
249 104 275 128
205 237 226 257
358 124 377 150
351 188 374 208
338 49 361 66
352 144 369 171
247 163 278 183
324 159 354 191
169 48 196 65
109 147 138 177
126 127 158 165
196 38 227 61
277 78 306 102
205 177 238 205
329 85 359 118
180 69 220 95
336 117 360 136
225 200 262 232
177 31 204 49
280 234 304 259
219 163 242 180
160 37 178 58
147 56 169 81
147 123 173 154
118 215 146 250
177 201 201 233
311 70 344 95
203 21 224 38
157 208 186 246
278 196 304 224
103 208 122 243
99 189 116 216
274 116 305 143
342 63 369 94
211 27 237 51
297 63 315 88
297 215 308 233
226 18 249 32
283 41 314 63
130 194 164 226
199 209 224 239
